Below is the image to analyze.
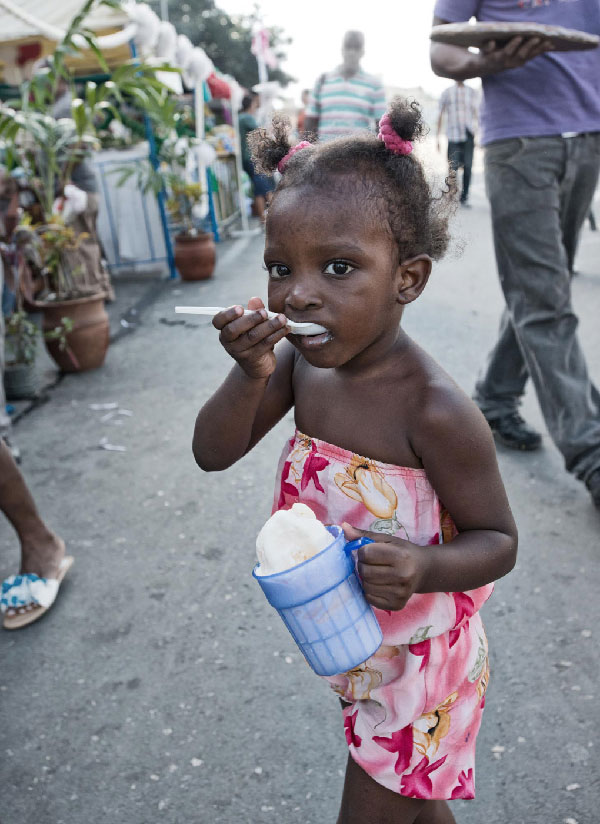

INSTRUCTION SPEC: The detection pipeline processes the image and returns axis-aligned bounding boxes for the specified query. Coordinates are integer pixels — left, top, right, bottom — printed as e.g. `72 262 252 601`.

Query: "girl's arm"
347 384 518 611
193 300 295 472
412 384 517 591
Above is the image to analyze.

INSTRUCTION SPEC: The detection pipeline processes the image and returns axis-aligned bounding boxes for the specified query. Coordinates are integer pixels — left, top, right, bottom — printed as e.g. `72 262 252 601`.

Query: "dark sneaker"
586 468 600 510
486 413 542 451
1 435 21 464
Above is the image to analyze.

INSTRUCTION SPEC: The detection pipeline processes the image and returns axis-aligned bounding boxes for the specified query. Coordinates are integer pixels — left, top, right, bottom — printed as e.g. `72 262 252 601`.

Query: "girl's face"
265 186 426 372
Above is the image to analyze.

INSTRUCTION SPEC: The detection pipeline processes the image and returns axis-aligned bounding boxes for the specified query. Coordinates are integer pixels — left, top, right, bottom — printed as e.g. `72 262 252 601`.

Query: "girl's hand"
212 296 289 380
342 523 430 612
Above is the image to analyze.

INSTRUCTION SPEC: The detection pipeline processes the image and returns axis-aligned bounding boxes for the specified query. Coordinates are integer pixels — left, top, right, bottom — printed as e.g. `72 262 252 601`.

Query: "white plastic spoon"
174 306 328 336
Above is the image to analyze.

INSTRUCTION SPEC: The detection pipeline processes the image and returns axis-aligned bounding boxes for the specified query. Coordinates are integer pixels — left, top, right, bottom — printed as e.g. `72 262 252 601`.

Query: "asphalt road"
2 174 599 824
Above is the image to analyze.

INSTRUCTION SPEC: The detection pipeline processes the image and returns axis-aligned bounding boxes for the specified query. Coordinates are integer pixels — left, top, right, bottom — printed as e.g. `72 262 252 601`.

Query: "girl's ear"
394 254 432 304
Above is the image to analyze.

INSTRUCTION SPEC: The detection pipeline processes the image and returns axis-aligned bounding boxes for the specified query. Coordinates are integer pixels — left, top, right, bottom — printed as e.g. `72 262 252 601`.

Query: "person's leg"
336 753 429 824
0 255 10 438
0 256 19 461
413 800 456 824
474 138 535 444
482 135 600 481
253 194 266 223
461 130 475 202
447 141 462 173
0 440 65 614
253 173 275 225
473 307 530 420
560 134 600 274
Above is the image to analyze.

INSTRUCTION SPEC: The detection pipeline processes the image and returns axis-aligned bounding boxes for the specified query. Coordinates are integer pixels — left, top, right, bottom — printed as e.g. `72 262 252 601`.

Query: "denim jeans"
474 133 600 482
447 129 474 202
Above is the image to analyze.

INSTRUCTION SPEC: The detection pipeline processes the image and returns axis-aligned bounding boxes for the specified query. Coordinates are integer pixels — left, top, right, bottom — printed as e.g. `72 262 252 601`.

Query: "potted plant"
3 309 74 397
0 0 178 371
3 311 39 399
167 179 216 281
13 212 107 372
113 126 217 282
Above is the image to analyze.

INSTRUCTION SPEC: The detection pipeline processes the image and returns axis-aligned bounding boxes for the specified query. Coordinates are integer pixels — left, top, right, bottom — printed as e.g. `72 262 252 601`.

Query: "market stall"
0 0 249 278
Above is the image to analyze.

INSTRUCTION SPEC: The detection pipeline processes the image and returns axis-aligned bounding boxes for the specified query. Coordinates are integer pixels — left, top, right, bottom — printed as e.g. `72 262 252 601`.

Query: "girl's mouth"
289 330 332 348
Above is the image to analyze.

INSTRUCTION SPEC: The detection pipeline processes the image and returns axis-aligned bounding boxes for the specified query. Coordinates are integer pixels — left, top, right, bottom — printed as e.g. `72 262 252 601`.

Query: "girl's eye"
324 261 354 276
266 264 290 279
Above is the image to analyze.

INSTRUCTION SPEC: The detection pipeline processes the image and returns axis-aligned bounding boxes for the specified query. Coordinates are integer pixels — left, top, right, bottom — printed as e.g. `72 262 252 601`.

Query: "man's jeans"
0 255 11 438
448 129 475 202
474 133 600 482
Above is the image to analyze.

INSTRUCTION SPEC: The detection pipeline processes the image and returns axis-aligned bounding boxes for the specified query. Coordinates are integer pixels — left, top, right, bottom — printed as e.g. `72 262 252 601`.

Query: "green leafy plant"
166 180 204 235
5 312 39 366
0 0 180 300
113 132 207 236
14 214 90 301
5 310 74 367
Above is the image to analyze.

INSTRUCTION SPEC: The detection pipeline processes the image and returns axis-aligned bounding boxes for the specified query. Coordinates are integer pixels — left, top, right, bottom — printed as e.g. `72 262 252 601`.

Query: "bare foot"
4 533 66 619
20 531 66 579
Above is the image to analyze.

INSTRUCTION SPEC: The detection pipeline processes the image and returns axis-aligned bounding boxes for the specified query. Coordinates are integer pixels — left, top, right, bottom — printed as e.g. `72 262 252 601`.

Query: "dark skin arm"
192 297 295 471
430 14 556 81
345 383 517 611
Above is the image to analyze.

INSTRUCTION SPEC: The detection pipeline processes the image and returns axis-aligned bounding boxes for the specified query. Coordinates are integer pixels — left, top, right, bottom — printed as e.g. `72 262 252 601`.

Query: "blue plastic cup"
253 525 383 676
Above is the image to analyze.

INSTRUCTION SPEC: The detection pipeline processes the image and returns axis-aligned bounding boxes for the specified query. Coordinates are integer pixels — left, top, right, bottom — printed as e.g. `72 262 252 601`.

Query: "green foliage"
0 0 178 222
166 180 204 235
14 214 92 301
5 310 74 365
147 0 294 88
112 133 206 235
5 312 39 366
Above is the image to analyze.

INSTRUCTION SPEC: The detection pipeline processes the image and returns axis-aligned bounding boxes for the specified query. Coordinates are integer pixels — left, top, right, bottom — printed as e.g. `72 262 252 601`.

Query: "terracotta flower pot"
174 232 216 281
39 294 109 373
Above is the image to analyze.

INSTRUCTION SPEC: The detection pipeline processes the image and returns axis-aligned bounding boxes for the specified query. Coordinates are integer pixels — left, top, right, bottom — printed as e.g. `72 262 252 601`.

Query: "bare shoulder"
406 349 494 463
404 347 515 535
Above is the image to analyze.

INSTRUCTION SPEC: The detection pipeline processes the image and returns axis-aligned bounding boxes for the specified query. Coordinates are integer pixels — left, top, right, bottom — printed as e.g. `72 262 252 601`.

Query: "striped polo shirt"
306 67 387 142
438 83 480 143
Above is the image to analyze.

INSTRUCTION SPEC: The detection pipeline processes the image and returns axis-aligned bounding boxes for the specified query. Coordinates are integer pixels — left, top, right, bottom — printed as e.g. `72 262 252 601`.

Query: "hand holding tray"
430 22 599 52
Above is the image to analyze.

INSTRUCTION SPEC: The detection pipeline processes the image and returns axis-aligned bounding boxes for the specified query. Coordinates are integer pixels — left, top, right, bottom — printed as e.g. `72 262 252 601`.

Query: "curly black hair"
247 97 456 262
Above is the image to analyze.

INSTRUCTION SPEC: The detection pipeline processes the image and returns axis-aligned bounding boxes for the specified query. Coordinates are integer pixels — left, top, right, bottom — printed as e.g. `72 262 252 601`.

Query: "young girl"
193 98 517 824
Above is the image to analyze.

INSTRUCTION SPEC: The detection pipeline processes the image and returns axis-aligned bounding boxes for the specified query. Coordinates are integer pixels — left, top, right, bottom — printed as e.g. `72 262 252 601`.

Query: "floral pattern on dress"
271 431 494 800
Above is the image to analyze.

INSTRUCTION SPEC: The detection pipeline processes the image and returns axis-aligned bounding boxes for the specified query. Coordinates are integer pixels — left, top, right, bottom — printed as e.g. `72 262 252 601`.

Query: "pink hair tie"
277 140 311 173
377 113 413 156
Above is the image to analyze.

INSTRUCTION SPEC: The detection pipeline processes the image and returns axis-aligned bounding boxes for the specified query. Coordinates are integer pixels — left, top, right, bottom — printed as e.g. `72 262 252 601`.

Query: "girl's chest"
292 367 424 469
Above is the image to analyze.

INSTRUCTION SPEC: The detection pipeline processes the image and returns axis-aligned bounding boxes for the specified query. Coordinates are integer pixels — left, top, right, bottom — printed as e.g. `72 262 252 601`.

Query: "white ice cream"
256 503 332 576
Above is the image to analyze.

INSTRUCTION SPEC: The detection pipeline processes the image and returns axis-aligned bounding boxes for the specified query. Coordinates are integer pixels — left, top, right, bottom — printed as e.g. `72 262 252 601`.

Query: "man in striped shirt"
437 81 480 206
303 31 387 143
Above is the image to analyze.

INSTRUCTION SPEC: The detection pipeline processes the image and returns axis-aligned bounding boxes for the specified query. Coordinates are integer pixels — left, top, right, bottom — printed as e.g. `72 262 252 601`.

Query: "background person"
431 0 600 510
238 92 275 225
303 30 386 142
436 80 479 206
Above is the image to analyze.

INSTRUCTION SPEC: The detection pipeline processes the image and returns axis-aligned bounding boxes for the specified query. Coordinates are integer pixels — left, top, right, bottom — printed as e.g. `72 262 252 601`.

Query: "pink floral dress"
272 430 493 800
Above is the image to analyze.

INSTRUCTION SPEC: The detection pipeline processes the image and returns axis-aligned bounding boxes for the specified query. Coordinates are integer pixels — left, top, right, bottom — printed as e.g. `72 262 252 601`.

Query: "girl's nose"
285 279 323 312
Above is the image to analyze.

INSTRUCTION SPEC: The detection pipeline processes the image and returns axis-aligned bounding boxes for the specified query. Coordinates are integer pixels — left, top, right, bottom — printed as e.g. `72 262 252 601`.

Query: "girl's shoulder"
403 344 492 457
405 343 474 415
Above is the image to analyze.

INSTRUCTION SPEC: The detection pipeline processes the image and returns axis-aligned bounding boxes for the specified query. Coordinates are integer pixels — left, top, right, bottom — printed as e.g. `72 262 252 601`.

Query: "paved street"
2 173 599 824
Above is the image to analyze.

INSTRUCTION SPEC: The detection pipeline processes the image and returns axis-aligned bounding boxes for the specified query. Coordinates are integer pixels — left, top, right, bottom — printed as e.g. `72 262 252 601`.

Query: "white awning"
0 0 128 44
